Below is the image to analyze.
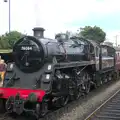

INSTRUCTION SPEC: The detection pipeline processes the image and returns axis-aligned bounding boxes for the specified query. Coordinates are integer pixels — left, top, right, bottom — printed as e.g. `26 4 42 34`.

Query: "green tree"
79 26 106 44
0 31 23 49
5 31 23 48
0 35 11 49
0 36 10 49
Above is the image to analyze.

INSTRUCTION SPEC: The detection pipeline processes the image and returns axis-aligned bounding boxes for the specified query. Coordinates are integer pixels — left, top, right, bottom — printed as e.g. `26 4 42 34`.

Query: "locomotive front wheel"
5 96 15 113
39 100 48 117
0 99 5 113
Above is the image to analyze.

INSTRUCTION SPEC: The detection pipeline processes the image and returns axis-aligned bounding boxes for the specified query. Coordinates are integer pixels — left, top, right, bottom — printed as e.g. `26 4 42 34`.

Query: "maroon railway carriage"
115 47 120 75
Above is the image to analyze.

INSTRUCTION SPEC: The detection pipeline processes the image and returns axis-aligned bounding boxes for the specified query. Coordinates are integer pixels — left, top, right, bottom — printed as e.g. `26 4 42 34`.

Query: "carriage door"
95 46 100 71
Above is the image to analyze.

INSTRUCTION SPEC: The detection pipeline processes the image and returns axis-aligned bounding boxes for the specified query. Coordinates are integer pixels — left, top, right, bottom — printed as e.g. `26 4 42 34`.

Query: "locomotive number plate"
21 46 33 51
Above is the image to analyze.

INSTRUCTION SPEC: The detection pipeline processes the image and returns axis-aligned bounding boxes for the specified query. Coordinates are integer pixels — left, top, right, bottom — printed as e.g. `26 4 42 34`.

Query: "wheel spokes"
82 72 91 94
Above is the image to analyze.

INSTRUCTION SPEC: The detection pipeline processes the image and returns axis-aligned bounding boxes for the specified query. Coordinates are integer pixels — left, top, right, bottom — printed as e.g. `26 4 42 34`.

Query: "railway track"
84 88 120 120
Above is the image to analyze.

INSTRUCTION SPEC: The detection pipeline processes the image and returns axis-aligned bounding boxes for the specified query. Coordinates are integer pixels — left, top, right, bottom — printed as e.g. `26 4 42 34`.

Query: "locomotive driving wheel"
81 71 91 94
69 78 82 100
74 70 91 98
74 86 82 100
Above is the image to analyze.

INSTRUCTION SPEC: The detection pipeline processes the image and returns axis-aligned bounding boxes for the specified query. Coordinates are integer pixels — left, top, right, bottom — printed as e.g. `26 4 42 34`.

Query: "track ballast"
85 88 120 120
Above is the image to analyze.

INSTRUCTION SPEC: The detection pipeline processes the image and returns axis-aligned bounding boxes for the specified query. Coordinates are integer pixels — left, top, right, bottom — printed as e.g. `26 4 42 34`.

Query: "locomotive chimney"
32 27 45 38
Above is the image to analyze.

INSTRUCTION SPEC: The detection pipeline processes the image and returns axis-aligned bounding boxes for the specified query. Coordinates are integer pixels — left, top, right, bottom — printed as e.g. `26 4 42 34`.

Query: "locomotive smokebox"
32 27 45 38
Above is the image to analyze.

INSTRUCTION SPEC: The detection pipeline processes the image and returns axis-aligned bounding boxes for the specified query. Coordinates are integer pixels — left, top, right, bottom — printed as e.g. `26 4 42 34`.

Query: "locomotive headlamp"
48 65 52 70
46 74 50 79
28 93 37 102
7 63 14 72
10 63 14 69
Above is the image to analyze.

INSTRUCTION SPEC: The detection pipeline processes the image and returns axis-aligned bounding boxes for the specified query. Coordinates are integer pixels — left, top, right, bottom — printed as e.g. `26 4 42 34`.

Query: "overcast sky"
0 0 120 45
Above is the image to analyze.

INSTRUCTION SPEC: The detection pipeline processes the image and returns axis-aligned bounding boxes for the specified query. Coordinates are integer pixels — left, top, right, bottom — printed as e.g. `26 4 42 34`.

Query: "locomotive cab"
100 45 115 71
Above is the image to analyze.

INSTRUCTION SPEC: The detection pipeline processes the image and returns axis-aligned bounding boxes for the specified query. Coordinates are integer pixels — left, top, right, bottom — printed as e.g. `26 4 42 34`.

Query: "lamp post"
4 0 11 33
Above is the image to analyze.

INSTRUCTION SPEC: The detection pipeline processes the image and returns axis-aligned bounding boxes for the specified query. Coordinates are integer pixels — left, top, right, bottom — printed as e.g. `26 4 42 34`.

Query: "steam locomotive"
0 27 118 118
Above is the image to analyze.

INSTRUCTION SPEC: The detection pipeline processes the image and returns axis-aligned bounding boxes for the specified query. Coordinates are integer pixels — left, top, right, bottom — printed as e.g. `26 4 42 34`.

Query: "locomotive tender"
0 27 117 118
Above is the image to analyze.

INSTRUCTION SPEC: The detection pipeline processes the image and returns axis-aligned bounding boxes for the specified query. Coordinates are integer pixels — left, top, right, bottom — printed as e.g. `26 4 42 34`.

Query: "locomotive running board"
54 60 95 69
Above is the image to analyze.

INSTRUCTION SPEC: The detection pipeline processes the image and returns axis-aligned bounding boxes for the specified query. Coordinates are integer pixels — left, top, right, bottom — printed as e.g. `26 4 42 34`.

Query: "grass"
0 49 12 53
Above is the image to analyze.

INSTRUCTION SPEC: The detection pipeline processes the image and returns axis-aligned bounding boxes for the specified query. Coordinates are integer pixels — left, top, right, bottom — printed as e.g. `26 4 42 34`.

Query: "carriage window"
102 48 107 56
89 45 94 53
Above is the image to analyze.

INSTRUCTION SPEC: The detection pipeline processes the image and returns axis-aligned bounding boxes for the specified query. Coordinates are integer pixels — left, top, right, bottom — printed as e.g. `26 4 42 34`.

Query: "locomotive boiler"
0 27 117 119
12 29 93 73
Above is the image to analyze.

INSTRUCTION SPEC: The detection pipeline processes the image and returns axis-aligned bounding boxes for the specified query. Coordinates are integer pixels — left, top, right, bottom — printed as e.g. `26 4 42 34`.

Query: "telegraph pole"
115 35 118 47
8 0 10 33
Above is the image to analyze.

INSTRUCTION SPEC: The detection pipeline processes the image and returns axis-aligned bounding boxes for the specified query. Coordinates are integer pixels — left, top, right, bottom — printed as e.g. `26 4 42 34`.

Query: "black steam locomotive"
0 27 117 118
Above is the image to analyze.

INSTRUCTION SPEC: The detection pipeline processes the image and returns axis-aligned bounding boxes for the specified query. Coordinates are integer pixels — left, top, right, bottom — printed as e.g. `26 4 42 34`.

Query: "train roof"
101 44 115 50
